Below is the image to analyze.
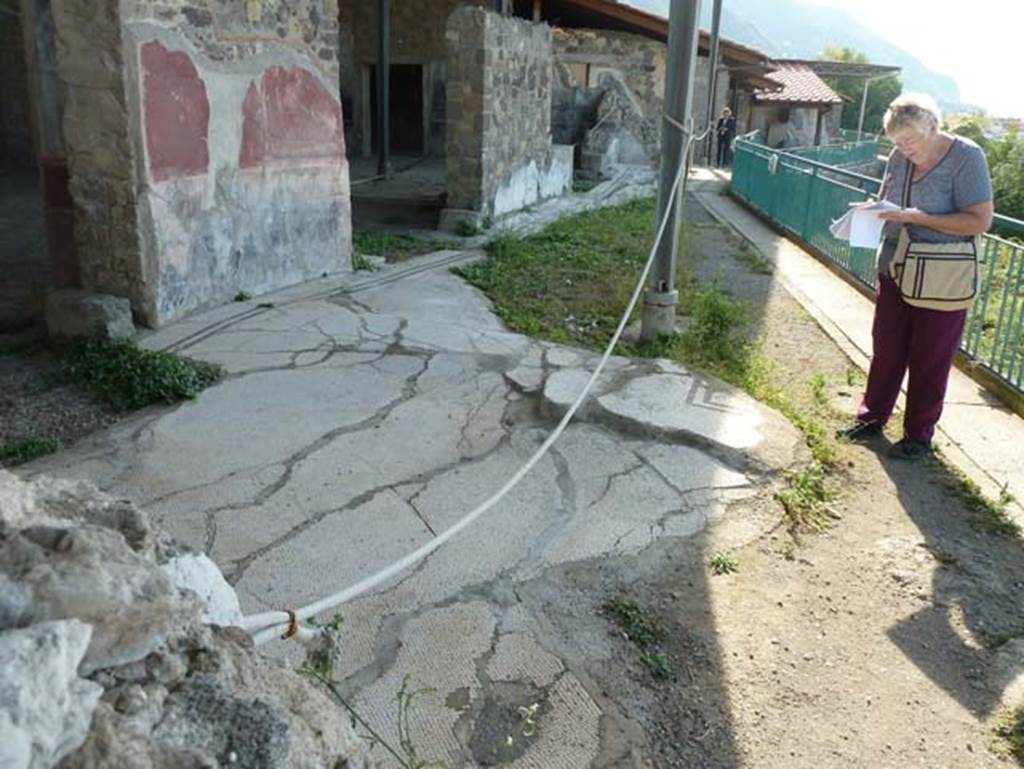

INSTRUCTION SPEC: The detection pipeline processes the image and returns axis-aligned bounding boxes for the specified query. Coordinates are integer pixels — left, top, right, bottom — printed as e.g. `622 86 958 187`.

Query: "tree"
820 47 903 135
989 127 1024 225
945 115 1024 225
945 113 991 152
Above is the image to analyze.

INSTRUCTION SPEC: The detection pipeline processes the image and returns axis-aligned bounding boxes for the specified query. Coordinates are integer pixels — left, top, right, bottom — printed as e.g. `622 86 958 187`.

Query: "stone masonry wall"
446 8 570 219
51 0 351 326
552 28 730 174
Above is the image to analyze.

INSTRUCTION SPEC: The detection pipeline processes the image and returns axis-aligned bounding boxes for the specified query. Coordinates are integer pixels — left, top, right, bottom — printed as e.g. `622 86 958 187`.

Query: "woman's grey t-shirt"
877 135 992 275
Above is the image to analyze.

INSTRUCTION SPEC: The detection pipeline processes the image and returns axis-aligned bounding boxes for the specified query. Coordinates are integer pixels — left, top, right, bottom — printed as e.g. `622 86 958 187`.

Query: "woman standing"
840 94 993 459
716 107 737 167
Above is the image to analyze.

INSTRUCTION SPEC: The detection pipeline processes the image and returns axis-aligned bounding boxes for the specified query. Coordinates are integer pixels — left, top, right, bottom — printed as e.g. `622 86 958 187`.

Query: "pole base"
640 289 679 342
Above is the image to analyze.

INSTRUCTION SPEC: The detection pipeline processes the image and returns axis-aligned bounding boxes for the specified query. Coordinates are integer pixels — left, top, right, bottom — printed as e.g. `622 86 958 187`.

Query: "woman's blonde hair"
884 93 942 137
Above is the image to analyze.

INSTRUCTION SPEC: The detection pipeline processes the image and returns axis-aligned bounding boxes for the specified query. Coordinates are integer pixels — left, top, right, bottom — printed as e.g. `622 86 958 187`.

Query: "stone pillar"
49 0 352 327
51 0 139 307
443 7 570 227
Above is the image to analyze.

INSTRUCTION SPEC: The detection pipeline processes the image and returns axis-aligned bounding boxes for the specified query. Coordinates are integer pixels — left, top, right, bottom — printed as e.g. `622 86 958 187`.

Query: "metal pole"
857 77 869 141
376 0 390 178
704 0 723 166
641 0 701 342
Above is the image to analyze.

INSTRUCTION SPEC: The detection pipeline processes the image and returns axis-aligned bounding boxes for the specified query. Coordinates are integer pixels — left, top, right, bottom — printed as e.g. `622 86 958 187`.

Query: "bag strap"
900 156 913 208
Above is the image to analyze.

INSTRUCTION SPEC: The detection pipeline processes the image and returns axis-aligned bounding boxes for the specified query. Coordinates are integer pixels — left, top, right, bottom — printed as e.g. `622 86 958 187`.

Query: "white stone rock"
505 365 545 394
0 620 103 769
542 367 598 418
597 372 764 449
2 522 201 675
545 346 582 368
161 553 243 628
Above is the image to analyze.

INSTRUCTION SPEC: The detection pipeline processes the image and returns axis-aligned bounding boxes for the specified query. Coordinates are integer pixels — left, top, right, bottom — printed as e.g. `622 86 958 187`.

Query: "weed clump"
61 334 222 411
0 434 61 466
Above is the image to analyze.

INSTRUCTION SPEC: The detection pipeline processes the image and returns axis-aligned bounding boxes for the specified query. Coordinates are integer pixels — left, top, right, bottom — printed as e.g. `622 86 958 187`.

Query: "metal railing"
731 138 1024 396
787 137 883 168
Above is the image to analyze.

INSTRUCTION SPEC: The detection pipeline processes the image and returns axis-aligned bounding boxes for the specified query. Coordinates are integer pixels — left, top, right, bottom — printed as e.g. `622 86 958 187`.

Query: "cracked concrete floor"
27 253 805 767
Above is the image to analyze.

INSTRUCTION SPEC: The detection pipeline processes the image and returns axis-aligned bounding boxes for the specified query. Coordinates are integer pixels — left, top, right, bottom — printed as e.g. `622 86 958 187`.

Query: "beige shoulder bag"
889 157 980 311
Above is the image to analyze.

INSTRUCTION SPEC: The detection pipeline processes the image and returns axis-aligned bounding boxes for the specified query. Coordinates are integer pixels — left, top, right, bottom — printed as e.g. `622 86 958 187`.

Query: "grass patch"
845 366 867 387
233 291 252 302
602 595 662 648
455 198 679 348
352 252 380 272
572 178 599 194
602 594 674 680
638 651 672 680
709 551 739 575
354 231 459 263
951 476 1020 538
0 434 61 466
735 239 774 275
60 333 222 411
775 461 840 532
995 705 1024 761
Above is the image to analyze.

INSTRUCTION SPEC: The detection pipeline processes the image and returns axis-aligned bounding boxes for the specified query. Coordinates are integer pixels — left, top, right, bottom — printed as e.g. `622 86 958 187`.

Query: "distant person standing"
715 107 737 167
838 93 993 459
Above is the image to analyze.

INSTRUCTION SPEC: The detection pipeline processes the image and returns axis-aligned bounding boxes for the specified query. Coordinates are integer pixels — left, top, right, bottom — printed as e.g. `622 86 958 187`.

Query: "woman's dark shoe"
888 438 932 460
836 421 883 442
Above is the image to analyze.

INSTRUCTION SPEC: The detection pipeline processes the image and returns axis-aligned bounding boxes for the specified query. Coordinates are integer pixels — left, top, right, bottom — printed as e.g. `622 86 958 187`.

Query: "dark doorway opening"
369 64 425 155
1 2 49 332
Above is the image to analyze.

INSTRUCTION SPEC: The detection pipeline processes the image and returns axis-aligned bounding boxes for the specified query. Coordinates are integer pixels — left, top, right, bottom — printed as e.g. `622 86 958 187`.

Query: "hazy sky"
800 0 1023 117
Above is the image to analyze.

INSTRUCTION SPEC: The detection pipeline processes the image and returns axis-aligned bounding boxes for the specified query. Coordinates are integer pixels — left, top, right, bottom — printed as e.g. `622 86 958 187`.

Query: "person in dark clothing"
715 107 737 167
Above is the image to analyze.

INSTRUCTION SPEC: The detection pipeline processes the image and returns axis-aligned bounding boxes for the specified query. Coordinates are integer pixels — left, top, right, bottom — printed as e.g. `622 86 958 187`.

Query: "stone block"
0 620 103 769
45 289 135 340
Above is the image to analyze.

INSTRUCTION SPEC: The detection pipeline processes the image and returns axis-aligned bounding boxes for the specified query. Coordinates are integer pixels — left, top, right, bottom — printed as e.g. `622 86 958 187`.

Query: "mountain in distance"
624 0 966 113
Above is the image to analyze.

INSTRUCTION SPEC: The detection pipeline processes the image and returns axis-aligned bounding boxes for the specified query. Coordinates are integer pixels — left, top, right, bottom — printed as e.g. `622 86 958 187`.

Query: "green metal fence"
731 138 1024 396
787 138 882 168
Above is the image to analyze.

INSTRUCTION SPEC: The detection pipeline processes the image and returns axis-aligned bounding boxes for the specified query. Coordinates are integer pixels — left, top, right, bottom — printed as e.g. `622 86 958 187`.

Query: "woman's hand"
878 202 993 236
877 208 925 224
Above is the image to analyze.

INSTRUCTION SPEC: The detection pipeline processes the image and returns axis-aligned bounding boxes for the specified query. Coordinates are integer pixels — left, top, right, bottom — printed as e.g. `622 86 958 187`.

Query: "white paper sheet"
830 200 902 249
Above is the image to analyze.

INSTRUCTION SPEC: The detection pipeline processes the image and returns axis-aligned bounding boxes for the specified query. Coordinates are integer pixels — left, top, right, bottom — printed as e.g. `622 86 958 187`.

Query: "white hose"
244 117 707 645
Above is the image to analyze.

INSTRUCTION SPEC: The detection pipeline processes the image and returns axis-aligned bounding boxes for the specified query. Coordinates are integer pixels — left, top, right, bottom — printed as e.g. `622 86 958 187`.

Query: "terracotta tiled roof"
754 61 843 105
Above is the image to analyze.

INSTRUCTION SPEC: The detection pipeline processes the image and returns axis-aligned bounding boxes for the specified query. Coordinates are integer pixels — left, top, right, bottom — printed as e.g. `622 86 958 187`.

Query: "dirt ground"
510 212 1024 768
0 330 116 465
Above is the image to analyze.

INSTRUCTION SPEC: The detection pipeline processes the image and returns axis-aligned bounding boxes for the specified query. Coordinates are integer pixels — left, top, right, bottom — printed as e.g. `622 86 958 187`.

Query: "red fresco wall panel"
239 66 344 168
141 41 210 183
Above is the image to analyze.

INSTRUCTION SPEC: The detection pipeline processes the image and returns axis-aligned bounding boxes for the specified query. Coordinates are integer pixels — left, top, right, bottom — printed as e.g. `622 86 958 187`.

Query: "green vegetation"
775 462 840 533
455 198 677 348
995 705 1024 761
454 220 482 238
947 114 1024 227
949 475 1020 538
820 46 902 135
602 594 673 680
352 252 380 272
602 595 662 648
297 613 345 682
353 231 458 263
233 291 252 302
61 333 222 411
709 551 739 575
310 670 447 769
0 435 61 466
734 238 774 275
